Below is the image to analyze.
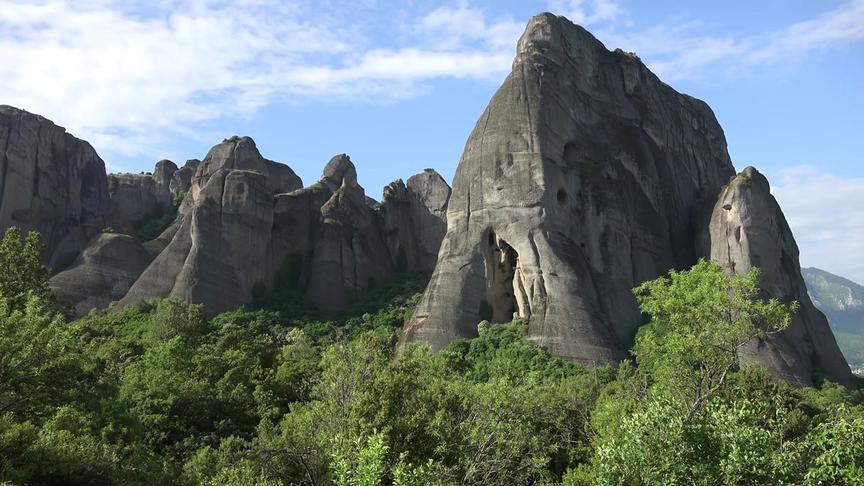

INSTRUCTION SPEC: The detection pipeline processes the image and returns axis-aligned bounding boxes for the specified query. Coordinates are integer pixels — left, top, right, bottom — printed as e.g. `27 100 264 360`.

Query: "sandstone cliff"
704 167 851 385
404 13 735 365
380 169 451 274
401 13 850 386
40 132 448 316
0 105 109 264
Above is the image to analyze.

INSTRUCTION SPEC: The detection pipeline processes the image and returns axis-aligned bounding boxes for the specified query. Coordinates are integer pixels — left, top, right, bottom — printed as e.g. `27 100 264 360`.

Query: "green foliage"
633 259 796 419
0 255 861 484
0 295 80 419
0 227 51 309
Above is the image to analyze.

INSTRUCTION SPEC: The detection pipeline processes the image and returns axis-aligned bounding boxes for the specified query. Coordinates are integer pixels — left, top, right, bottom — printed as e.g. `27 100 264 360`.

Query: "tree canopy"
0 233 860 485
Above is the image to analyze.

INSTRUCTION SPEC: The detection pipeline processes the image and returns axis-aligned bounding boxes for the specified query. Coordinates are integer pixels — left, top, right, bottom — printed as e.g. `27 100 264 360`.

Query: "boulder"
703 167 851 386
0 105 109 263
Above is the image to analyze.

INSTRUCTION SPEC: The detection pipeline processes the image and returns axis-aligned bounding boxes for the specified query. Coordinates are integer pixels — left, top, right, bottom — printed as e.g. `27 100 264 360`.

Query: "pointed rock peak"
155 159 178 171
154 159 178 182
383 179 407 201
321 153 358 189
407 169 448 190
735 166 770 185
515 12 605 67
183 159 201 170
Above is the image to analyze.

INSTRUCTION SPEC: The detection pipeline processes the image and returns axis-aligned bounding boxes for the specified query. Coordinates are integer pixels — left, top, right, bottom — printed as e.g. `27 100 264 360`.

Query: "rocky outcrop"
50 233 154 315
400 13 850 385
380 169 451 273
0 105 109 263
403 13 735 366
704 168 851 385
170 159 200 195
193 136 302 197
107 160 180 234
118 138 296 314
271 154 395 313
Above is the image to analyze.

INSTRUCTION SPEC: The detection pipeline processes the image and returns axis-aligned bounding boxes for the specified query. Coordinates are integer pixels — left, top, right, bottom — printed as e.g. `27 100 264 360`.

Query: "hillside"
803 267 864 370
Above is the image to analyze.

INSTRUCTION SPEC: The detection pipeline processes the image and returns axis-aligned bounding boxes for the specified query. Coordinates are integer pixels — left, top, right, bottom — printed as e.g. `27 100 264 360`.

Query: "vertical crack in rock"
484 231 520 323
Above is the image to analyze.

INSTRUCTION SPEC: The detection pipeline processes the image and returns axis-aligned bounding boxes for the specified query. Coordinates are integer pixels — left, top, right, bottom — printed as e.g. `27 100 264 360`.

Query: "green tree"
0 227 50 309
632 259 796 420
0 295 79 419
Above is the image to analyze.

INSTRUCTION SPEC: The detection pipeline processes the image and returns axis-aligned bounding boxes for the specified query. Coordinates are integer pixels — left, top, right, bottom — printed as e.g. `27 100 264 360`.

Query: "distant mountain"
803 267 864 370
803 267 864 333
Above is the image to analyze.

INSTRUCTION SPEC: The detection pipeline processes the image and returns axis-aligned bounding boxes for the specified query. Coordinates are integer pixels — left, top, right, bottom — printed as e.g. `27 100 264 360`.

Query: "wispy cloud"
770 166 864 284
1 0 862 170
547 0 627 26
0 0 519 164
594 0 864 81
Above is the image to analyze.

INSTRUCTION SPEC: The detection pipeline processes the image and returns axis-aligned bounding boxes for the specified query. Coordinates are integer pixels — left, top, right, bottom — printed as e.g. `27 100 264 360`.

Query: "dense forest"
1 227 862 485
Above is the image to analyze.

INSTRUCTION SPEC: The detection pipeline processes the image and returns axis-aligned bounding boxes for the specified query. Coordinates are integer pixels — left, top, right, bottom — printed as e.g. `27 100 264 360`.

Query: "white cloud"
2 0 862 173
0 0 519 167
547 0 625 26
770 166 864 284
591 0 864 81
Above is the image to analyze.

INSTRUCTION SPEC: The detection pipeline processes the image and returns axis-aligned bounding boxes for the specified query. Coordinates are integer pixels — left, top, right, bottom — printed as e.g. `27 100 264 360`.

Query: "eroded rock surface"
380 169 451 273
0 105 108 263
50 233 154 314
119 138 293 314
704 168 851 385
272 154 395 313
403 13 736 366
170 159 200 195
401 13 850 385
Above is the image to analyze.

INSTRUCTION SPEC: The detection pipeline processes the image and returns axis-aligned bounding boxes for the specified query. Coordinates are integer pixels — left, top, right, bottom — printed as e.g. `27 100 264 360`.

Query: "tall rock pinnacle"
401 13 850 385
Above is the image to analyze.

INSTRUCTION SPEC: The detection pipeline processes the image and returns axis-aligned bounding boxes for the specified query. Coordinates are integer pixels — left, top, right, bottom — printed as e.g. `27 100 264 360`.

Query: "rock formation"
107 159 178 234
380 170 451 273
38 125 449 316
0 105 109 264
272 154 394 313
401 13 851 386
117 137 300 314
704 167 851 385
50 233 154 315
169 159 200 195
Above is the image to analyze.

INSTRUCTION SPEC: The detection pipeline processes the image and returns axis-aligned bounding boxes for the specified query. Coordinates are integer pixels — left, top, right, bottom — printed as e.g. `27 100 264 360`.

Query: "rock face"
193 136 302 197
0 105 109 263
118 138 299 314
704 168 851 385
271 154 395 313
403 13 735 365
170 159 200 195
380 169 451 273
50 233 154 315
401 13 850 386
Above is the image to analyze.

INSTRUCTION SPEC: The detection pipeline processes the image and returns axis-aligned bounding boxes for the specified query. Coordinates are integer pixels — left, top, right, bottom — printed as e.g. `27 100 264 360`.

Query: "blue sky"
1 0 862 282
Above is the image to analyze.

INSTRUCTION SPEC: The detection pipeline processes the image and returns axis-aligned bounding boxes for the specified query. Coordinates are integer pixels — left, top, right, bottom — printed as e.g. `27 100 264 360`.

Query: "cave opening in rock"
485 231 520 323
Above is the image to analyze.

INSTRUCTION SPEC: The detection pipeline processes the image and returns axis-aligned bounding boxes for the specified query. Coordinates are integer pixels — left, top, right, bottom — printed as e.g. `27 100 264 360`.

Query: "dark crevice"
485 231 519 323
